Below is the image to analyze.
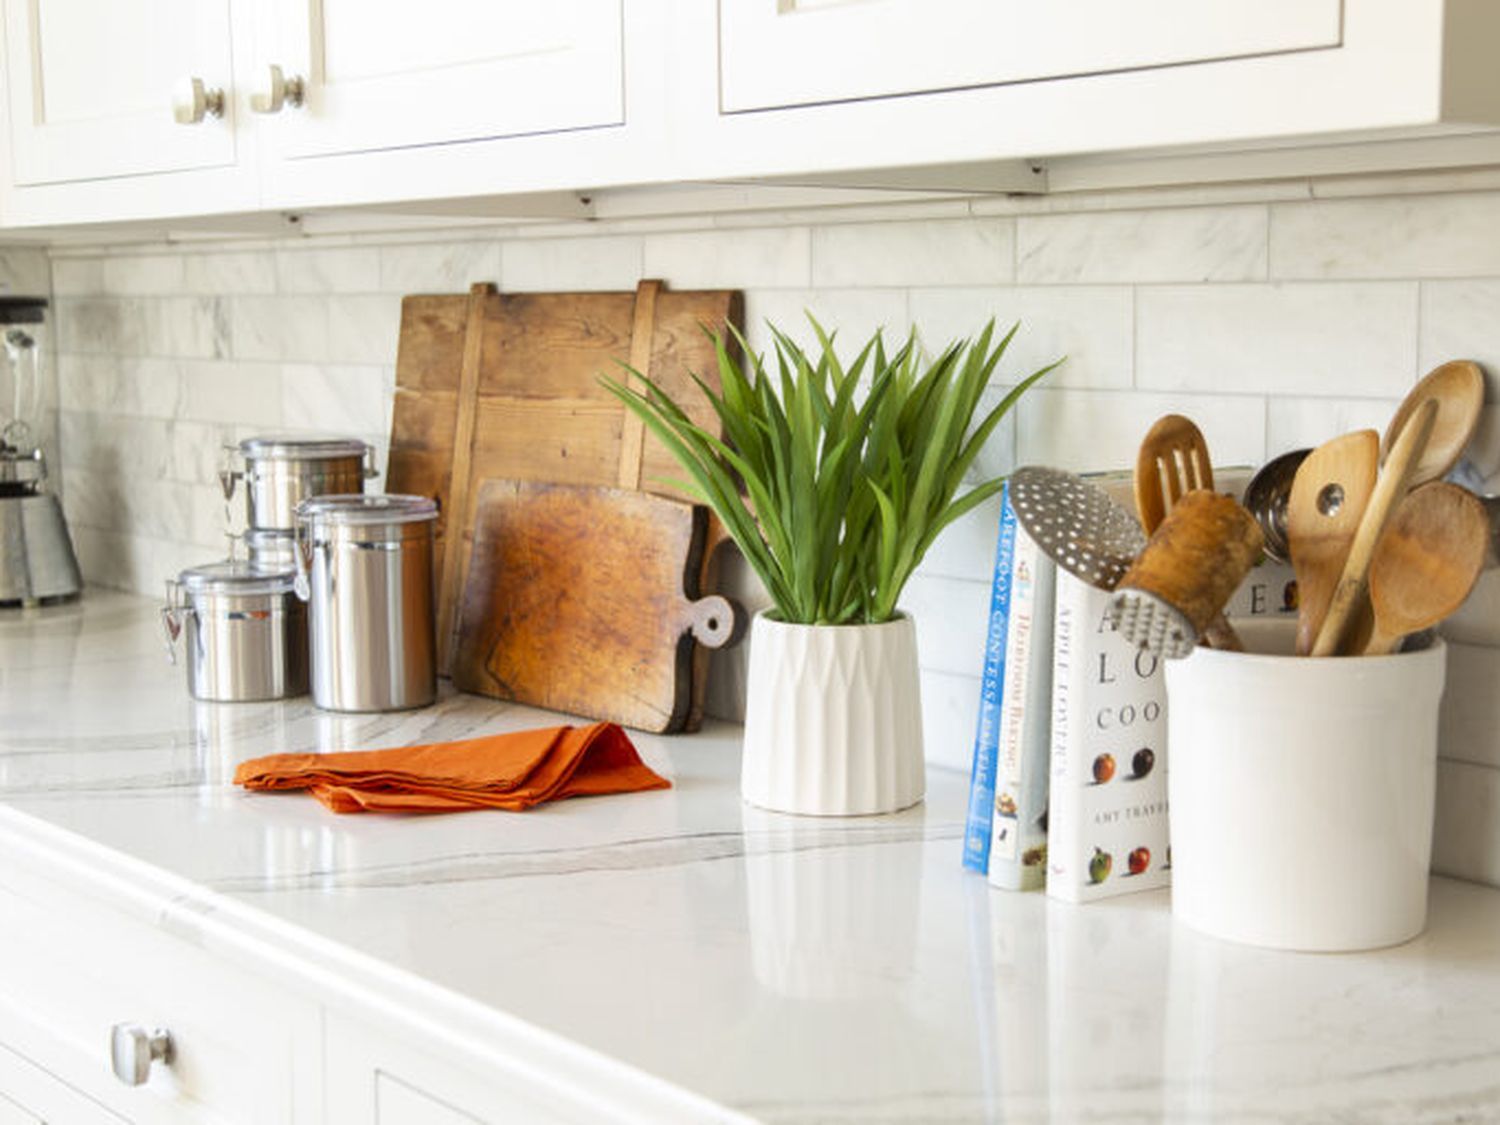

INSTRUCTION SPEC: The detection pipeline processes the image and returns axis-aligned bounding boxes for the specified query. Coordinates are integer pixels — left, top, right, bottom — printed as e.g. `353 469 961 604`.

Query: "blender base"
0 493 82 604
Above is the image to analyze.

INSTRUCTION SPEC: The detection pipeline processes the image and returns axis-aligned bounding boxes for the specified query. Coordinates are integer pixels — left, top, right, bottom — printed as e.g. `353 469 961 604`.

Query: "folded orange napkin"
233 722 670 813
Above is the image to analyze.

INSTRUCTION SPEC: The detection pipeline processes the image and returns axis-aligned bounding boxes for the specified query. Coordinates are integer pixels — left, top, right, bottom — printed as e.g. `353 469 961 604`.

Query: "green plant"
602 317 1058 625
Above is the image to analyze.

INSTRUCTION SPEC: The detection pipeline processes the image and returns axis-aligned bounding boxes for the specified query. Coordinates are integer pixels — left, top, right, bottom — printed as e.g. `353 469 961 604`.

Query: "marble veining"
2 592 1500 1123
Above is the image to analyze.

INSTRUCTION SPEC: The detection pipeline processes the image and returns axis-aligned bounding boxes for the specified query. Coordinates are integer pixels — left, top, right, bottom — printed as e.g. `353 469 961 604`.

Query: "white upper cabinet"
2 0 240 184
3 0 1500 229
719 0 1341 113
691 0 1500 187
256 0 623 160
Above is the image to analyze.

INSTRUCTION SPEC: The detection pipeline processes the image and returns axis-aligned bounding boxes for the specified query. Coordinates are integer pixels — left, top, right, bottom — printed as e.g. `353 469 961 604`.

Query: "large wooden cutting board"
451 480 741 733
385 280 743 674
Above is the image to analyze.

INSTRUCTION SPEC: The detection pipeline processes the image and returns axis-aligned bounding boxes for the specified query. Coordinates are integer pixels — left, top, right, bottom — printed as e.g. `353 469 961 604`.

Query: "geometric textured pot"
741 612 925 815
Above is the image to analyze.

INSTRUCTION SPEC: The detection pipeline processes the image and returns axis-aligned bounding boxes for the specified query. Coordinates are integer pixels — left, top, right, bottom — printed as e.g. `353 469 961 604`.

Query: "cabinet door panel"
263 0 623 160
720 0 1343 112
0 1040 127 1125
2 0 238 184
325 1011 591 1125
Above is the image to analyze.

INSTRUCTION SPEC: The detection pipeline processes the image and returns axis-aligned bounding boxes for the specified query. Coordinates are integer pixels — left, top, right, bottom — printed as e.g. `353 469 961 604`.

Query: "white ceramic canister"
162 561 308 702
1164 617 1446 952
223 435 376 532
295 494 438 713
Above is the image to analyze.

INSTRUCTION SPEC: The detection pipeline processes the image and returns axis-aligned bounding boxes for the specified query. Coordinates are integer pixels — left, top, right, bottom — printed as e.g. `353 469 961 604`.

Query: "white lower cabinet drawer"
0 1036 127 1124
0 878 320 1124
324 1011 584 1125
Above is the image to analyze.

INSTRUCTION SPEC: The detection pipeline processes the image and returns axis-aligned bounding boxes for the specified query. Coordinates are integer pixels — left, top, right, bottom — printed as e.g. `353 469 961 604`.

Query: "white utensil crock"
740 612 924 816
1165 617 1446 952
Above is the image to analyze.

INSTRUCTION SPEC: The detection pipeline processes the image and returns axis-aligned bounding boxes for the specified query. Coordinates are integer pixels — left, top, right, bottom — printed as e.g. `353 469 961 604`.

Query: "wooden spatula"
1287 430 1379 656
1133 414 1241 649
1365 481 1488 655
1311 398 1438 657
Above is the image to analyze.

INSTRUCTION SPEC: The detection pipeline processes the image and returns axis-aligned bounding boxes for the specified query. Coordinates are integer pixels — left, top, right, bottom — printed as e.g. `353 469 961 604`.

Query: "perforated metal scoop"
1009 466 1147 591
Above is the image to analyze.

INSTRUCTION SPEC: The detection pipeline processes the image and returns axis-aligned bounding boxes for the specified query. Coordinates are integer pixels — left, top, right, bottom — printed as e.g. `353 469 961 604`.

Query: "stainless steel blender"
0 297 81 605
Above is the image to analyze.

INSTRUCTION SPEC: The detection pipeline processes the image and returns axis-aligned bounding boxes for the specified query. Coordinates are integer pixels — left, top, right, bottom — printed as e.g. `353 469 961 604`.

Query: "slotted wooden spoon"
1287 429 1380 656
1133 414 1241 650
1365 481 1488 655
1135 414 1213 534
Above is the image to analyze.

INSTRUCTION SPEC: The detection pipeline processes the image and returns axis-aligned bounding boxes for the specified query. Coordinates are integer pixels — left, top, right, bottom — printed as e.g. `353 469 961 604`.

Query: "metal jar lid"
0 447 44 485
244 526 294 548
296 493 438 526
239 434 370 461
177 560 298 597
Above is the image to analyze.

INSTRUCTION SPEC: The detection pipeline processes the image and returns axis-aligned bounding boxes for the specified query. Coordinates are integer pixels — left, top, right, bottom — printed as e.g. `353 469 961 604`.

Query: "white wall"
36 174 1500 792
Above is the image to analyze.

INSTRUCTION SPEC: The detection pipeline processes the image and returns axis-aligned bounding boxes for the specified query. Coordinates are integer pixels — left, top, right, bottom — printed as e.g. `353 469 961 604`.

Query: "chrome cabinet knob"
109 1023 173 1086
172 76 226 125
249 64 305 114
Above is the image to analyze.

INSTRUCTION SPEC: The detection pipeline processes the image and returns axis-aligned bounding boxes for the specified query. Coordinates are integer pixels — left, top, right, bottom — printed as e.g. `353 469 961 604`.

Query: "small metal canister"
162 561 308 702
222 435 376 532
244 527 297 572
295 494 438 713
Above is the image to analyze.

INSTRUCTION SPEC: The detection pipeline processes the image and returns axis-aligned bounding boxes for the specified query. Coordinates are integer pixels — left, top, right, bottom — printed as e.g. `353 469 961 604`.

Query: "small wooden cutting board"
451 479 742 734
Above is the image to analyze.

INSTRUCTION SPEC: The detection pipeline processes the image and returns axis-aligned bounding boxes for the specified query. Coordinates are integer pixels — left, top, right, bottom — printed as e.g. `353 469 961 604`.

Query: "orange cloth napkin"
233 722 670 813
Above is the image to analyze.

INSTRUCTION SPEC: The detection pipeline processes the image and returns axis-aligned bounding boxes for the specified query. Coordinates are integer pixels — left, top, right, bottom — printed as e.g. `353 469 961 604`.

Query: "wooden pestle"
1114 489 1265 648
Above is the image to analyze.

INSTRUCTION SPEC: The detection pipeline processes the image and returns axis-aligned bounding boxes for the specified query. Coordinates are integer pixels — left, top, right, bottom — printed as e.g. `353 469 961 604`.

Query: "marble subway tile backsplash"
28 178 1500 784
1016 204 1268 284
1136 282 1419 398
909 285 1133 391
1269 192 1500 280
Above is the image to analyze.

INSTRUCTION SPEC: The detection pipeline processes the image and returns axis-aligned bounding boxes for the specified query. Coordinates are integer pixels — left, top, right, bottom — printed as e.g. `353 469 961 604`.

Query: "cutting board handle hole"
691 595 745 650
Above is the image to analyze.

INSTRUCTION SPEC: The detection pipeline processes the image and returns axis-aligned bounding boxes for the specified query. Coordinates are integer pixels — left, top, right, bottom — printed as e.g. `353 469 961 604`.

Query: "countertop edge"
0 801 754 1124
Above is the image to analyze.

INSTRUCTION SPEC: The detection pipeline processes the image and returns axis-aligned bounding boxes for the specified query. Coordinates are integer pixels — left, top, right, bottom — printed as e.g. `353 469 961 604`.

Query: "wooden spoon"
1287 429 1379 655
1133 414 1241 650
1381 359 1485 486
1365 481 1488 655
1312 398 1438 656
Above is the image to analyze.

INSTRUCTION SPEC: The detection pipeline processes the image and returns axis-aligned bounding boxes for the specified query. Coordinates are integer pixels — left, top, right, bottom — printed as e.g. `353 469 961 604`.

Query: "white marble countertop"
3 591 1500 1123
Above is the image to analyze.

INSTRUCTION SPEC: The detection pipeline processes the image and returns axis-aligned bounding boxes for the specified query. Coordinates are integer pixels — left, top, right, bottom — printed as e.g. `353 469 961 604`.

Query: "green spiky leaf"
601 314 1058 625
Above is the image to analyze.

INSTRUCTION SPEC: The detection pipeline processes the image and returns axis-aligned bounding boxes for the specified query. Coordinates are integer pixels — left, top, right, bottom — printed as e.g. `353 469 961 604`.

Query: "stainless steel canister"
244 527 297 571
295 494 438 712
161 562 308 702
222 435 376 531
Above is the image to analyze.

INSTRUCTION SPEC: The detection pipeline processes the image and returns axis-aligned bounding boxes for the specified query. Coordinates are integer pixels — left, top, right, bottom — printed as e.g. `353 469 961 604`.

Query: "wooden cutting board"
451 479 742 733
385 279 743 675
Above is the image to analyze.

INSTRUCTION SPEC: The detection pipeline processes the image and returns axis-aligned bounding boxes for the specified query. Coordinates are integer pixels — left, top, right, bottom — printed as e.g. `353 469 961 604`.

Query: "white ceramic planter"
1165 617 1446 952
740 612 925 816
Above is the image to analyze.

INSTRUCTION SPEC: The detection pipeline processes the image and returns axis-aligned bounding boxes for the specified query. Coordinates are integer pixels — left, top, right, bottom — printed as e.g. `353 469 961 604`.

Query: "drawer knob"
109 1023 173 1086
172 76 226 125
250 64 306 114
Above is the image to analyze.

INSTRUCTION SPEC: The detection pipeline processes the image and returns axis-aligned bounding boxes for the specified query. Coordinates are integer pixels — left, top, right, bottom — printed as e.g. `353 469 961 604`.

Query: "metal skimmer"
1009 466 1147 591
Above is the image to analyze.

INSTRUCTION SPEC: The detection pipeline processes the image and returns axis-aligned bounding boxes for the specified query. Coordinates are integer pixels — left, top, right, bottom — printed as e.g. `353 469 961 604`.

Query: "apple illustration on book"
1091 753 1116 784
1128 846 1151 875
1088 847 1112 884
